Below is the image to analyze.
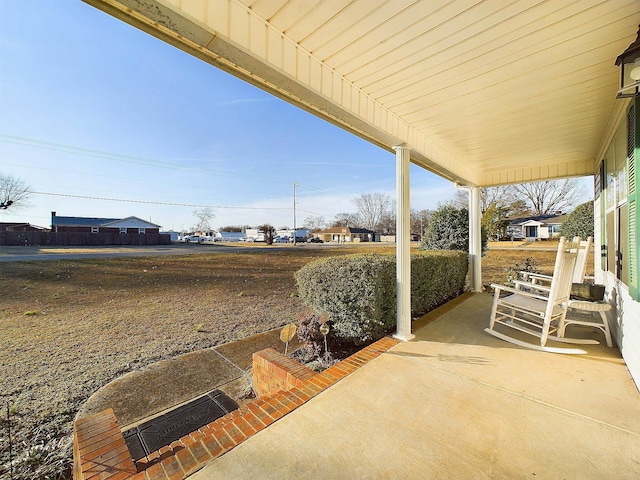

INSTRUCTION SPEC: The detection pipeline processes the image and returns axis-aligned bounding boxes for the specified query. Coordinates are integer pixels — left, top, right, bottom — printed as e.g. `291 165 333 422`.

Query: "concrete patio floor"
191 293 640 479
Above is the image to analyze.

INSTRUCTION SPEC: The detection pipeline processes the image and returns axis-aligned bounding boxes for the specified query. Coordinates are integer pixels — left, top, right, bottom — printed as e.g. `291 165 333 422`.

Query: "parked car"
307 237 324 243
185 235 203 243
274 236 289 243
288 236 307 243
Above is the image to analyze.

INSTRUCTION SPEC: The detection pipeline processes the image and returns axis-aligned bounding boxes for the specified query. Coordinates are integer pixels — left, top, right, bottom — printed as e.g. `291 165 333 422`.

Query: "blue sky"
0 1 586 232
0 0 458 232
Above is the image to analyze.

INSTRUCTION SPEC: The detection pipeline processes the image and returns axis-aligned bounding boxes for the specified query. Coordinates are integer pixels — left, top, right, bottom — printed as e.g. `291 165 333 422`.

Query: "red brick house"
0 222 49 232
50 212 161 234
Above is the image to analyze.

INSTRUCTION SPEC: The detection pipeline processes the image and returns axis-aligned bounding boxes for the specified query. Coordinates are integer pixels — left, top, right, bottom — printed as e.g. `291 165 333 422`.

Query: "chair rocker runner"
485 237 599 354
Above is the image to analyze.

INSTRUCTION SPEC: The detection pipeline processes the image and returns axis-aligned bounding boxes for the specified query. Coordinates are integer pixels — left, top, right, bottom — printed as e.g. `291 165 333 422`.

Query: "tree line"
302 178 587 238
303 192 433 236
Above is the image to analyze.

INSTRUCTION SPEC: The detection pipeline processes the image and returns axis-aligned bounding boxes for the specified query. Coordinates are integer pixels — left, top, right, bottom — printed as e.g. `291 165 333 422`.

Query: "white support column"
469 186 482 292
393 144 414 341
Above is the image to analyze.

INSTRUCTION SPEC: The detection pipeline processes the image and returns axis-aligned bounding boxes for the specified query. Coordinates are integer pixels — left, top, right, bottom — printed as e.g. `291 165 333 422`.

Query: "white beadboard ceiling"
84 0 640 186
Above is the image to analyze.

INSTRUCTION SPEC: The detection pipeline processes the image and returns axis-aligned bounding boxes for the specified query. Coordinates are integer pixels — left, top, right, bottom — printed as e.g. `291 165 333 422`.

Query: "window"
599 100 639 299
119 227 127 234
602 113 629 282
138 228 146 234
91 227 99 233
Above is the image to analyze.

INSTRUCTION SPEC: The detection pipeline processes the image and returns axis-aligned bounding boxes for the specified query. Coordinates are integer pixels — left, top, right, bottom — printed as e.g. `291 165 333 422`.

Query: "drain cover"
123 389 238 461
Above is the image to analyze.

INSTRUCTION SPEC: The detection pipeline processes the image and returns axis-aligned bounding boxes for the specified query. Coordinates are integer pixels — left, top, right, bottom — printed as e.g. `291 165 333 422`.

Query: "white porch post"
393 144 414 341
469 186 482 292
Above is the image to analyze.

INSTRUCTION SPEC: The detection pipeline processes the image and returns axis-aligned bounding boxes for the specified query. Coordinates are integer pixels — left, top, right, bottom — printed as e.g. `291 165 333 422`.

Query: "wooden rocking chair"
485 237 599 354
520 236 592 287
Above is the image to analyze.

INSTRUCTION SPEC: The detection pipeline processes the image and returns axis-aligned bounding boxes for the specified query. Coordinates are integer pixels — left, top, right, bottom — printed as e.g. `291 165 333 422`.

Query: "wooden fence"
0 231 171 246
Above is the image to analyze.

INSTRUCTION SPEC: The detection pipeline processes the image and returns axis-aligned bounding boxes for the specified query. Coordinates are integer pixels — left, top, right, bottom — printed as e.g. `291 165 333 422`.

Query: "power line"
0 134 293 185
32 191 319 214
0 133 362 202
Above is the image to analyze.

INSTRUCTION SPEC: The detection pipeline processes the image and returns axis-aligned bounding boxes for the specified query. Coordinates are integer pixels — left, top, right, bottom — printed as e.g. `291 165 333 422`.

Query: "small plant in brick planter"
291 313 363 370
506 257 540 287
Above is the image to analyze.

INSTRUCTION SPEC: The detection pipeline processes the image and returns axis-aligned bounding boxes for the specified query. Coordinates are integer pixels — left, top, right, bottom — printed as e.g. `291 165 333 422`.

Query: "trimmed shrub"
295 251 467 345
411 250 469 314
559 201 594 240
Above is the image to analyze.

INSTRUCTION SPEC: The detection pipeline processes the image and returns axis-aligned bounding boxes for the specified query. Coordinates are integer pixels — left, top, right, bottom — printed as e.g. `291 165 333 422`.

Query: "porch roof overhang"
85 0 640 187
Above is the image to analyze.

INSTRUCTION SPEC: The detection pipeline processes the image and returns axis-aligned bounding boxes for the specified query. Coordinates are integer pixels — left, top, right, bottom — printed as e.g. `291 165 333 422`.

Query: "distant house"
51 212 161 234
0 222 49 232
506 214 566 240
315 227 377 243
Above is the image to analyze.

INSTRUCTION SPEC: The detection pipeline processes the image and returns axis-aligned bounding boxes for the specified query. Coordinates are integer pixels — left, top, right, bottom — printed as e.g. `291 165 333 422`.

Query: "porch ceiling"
84 0 640 186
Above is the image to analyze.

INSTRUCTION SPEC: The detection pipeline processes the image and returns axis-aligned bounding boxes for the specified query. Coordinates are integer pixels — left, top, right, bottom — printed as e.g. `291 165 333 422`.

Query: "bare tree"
411 208 433 236
452 186 517 212
331 212 360 228
0 173 31 210
511 179 585 215
377 211 396 234
219 225 247 232
451 180 582 216
352 192 391 231
259 224 276 245
506 199 531 218
302 215 325 231
192 207 215 233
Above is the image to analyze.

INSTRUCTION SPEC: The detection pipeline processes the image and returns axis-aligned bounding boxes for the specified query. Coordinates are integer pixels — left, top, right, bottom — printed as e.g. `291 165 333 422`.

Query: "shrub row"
294 250 468 345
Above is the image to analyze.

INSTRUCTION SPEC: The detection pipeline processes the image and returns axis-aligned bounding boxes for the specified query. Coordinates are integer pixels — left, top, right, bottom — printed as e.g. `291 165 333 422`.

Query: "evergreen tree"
420 205 487 252
482 202 511 241
559 202 594 240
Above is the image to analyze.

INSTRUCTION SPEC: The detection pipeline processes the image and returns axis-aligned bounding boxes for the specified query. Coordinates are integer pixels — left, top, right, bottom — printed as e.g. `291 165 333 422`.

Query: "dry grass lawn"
0 244 588 478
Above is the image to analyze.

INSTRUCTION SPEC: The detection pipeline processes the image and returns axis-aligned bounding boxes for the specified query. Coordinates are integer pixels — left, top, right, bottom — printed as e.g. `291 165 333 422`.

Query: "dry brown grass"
0 244 585 478
481 247 595 287
0 245 392 478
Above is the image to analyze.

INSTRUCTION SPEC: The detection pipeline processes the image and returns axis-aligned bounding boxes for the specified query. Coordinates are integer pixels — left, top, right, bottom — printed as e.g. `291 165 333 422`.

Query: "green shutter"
629 101 639 300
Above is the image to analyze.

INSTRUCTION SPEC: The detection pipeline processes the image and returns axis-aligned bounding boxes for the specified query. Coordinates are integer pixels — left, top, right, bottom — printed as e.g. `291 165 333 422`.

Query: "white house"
507 215 567 240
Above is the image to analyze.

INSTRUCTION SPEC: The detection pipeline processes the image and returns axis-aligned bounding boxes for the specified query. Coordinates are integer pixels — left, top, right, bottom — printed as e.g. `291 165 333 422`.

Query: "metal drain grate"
122 389 238 461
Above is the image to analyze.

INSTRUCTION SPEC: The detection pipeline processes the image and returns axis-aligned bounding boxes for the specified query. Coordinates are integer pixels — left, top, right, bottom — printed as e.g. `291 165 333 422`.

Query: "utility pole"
293 182 298 246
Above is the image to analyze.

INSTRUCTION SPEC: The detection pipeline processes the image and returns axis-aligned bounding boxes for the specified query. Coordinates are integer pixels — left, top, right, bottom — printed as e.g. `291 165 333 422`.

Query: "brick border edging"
73 336 400 480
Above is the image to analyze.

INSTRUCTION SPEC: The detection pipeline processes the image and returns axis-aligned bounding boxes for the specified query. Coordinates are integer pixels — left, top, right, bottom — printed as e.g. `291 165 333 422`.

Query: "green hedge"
295 251 468 345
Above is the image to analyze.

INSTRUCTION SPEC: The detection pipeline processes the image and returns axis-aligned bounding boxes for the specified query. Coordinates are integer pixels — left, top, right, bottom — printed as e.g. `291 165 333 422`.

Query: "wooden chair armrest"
521 272 552 282
512 280 551 293
490 283 549 302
